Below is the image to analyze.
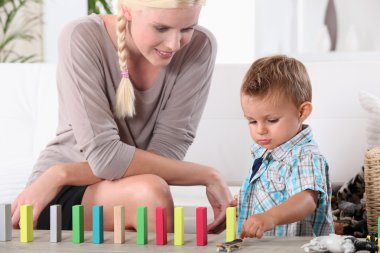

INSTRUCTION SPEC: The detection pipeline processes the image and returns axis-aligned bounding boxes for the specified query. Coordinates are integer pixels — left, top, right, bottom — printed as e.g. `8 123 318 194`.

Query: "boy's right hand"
240 212 277 239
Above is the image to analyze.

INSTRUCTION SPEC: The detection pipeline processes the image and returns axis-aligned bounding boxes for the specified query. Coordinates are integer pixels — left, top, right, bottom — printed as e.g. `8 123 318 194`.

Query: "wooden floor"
0 230 313 253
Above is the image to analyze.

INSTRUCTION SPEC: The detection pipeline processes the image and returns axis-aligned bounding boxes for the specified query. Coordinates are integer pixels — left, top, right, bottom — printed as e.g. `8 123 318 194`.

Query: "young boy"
237 55 334 238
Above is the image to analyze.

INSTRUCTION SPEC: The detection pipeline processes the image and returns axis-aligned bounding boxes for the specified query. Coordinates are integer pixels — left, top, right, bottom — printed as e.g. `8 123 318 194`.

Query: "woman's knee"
136 175 173 206
123 174 173 208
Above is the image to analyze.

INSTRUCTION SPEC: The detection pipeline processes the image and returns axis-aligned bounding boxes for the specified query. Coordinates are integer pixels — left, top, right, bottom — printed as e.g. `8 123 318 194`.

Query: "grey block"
50 205 62 242
0 204 12 241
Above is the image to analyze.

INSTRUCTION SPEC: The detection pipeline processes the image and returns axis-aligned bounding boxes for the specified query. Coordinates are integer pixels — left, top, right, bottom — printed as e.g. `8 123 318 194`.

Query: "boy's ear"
298 102 312 122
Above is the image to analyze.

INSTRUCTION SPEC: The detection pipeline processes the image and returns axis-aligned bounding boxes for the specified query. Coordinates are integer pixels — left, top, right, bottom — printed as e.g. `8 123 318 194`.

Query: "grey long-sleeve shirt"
27 14 217 184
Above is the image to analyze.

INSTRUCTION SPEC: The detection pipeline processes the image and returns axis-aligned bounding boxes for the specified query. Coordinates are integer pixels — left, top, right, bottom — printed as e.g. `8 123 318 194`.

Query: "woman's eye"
181 28 194 33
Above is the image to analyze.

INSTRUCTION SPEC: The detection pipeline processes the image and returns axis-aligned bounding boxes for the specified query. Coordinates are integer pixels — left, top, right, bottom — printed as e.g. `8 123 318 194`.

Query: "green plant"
88 0 113 15
0 0 43 62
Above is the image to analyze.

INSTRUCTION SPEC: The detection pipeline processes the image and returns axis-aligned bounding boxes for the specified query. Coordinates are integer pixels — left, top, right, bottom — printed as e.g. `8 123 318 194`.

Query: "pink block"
156 207 167 245
196 207 207 246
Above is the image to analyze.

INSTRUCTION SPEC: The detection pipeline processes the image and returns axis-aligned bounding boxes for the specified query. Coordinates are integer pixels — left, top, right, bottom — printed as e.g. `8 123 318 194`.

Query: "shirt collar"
250 125 313 161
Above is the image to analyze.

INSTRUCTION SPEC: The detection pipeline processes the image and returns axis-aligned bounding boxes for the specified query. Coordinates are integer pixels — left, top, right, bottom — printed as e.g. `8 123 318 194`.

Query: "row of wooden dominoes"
0 203 237 245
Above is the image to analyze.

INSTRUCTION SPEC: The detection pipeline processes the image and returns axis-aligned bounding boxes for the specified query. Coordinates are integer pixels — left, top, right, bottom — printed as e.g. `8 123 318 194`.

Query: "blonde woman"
11 0 232 233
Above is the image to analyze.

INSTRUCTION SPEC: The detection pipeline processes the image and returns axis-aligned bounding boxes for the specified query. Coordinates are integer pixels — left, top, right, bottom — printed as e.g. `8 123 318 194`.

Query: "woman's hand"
205 169 233 234
11 165 64 229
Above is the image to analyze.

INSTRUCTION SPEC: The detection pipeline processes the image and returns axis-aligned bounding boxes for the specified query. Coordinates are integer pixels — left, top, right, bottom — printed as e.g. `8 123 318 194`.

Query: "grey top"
27 14 217 184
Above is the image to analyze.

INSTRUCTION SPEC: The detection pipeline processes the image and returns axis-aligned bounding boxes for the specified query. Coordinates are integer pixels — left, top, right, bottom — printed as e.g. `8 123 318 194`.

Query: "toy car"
216 238 243 252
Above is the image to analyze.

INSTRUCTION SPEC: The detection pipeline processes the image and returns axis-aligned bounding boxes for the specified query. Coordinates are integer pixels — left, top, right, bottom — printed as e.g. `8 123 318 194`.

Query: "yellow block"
226 207 236 242
20 205 33 243
174 207 184 246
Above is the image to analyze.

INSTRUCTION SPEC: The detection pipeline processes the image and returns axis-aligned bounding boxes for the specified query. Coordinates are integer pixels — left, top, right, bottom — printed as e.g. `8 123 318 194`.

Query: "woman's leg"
81 174 174 232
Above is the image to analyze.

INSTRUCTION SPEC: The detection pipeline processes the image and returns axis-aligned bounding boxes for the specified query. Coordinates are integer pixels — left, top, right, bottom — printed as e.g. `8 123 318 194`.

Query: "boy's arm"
240 189 318 239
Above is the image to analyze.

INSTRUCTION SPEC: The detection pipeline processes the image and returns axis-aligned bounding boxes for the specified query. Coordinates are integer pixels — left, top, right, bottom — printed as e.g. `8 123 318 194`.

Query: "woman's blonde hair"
115 0 205 118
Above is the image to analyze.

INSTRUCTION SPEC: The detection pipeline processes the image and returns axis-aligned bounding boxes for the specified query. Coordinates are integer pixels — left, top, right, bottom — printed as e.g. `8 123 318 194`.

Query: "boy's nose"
257 124 267 135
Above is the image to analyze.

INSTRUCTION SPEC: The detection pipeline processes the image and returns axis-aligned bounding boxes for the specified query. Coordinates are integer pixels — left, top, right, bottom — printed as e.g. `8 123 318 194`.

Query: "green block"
378 217 380 249
72 205 84 244
136 206 147 245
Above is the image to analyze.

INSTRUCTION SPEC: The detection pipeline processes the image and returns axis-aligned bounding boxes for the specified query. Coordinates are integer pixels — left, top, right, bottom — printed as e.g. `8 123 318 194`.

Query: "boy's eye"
249 120 257 125
155 26 168 32
268 119 279 123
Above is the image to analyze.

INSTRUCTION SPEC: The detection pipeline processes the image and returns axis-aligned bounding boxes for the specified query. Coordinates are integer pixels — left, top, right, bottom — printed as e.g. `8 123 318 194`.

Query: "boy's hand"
240 213 277 239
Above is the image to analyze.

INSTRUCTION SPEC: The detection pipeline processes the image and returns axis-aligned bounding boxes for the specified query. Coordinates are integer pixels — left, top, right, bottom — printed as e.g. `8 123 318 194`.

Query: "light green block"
72 205 84 244
136 206 147 245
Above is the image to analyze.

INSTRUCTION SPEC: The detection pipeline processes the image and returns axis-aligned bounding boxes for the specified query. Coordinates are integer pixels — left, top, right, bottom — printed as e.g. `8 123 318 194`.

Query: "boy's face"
241 93 308 150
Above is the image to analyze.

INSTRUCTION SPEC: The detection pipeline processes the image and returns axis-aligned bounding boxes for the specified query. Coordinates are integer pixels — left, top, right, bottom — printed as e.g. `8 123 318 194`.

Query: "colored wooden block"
377 217 380 249
136 206 147 245
20 204 33 243
155 207 167 245
174 206 184 246
226 207 236 242
196 206 207 246
114 205 125 244
50 205 62 243
0 204 12 241
92 205 104 244
72 205 84 244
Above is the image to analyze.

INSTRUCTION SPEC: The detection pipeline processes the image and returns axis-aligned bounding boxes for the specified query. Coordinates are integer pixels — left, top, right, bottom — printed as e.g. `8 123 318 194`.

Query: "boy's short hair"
241 55 312 107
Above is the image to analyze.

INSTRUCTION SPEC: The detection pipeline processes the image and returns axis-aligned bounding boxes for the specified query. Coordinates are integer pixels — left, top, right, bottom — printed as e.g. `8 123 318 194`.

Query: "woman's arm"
61 149 232 233
240 190 318 238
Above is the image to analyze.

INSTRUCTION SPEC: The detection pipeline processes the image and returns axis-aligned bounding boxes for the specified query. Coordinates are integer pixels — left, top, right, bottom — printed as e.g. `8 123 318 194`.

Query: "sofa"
1 61 380 232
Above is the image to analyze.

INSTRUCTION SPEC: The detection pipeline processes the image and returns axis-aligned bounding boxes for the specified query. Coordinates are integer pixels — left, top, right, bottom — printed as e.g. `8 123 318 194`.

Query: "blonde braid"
115 5 135 118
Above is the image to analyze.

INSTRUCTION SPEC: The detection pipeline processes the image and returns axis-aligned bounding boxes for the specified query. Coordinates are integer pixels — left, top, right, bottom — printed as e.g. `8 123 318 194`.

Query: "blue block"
92 205 104 244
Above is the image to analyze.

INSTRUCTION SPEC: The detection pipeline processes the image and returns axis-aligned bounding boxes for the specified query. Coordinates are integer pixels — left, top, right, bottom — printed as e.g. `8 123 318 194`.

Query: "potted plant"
88 0 113 15
0 0 43 62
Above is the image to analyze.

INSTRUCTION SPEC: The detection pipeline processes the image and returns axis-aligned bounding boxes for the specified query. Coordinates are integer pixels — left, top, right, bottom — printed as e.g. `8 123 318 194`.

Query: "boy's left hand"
240 213 276 239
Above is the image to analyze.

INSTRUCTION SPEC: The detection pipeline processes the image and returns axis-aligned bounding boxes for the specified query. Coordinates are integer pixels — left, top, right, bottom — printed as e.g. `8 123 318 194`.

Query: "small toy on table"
216 238 243 252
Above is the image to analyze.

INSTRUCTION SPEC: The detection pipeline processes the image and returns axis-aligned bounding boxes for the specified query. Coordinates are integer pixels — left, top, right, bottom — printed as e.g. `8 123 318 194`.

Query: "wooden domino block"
50 205 62 242
20 204 33 243
156 207 167 245
136 206 147 245
377 217 380 249
196 206 207 246
0 204 11 241
226 207 236 242
92 205 104 244
72 205 84 244
114 205 125 244
174 206 184 246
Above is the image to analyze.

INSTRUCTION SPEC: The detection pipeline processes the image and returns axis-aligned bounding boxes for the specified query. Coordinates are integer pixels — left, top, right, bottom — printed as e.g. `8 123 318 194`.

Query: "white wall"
44 0 87 63
44 0 380 63
198 0 255 63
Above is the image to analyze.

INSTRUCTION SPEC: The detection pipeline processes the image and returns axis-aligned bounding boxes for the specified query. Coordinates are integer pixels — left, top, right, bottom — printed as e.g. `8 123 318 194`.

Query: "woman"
11 0 232 233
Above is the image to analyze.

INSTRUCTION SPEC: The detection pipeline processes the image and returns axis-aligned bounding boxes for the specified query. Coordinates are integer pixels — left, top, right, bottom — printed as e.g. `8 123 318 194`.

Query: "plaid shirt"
237 125 334 236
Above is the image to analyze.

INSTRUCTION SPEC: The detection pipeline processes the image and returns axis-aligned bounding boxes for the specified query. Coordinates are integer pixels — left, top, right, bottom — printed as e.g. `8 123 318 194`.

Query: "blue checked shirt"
237 125 334 236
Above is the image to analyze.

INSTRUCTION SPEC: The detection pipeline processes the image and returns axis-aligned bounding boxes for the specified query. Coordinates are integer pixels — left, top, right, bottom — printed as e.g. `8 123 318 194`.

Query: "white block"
0 204 12 241
50 205 62 242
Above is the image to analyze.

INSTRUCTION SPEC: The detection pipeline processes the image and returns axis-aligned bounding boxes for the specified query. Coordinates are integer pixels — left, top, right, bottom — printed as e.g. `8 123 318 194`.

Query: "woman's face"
125 5 201 66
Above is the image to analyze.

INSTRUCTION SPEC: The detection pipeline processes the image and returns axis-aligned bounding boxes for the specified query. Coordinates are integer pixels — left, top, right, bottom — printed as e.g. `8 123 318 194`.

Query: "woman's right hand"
11 166 64 229
205 169 233 234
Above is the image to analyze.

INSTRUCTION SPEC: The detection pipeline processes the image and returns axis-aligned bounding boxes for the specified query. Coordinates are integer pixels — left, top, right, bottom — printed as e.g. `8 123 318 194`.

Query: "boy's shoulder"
281 141 328 168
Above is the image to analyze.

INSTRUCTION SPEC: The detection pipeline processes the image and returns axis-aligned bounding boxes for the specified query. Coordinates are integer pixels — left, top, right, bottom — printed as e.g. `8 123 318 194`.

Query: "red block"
156 207 167 245
196 207 207 246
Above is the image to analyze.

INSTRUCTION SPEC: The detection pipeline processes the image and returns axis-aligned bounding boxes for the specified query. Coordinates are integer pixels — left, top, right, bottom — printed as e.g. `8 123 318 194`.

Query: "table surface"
0 230 315 253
